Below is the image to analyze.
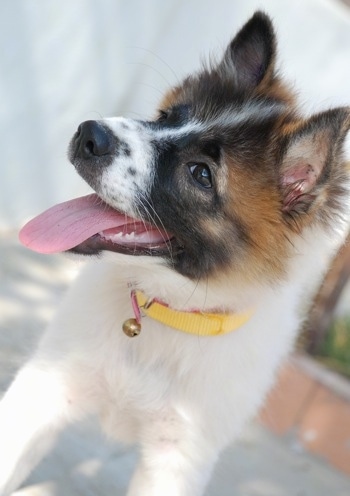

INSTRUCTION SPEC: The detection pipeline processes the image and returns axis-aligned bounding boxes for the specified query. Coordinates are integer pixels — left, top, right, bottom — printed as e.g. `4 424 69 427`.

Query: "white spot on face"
206 100 284 129
95 117 202 218
96 117 155 216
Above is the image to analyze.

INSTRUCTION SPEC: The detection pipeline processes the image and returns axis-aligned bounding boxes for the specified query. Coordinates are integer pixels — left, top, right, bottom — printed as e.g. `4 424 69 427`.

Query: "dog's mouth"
19 193 181 257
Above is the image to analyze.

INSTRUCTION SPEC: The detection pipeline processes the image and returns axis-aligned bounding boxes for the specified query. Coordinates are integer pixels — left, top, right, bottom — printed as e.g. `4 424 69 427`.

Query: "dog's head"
21 12 350 285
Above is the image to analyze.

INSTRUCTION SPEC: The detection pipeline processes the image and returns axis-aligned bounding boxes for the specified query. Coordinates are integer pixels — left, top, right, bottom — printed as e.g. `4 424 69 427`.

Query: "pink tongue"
19 194 135 254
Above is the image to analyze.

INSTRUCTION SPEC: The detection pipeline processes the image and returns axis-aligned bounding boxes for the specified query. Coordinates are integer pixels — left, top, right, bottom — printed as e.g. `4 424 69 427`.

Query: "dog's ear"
279 108 350 224
220 11 276 90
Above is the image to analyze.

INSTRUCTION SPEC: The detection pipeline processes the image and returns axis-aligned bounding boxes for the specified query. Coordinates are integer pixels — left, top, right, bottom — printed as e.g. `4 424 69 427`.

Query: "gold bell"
122 318 141 337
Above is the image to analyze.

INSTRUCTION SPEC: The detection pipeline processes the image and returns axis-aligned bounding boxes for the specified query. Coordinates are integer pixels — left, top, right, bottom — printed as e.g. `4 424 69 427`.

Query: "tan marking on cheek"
215 163 228 197
200 217 225 239
197 168 229 246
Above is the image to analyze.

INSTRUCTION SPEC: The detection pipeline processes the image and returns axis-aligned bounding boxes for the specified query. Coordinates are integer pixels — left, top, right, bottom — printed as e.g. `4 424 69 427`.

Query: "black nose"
75 120 113 159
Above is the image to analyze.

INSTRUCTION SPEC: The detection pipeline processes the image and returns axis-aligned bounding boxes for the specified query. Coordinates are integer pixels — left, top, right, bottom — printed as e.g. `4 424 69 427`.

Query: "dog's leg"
0 357 93 495
127 409 218 496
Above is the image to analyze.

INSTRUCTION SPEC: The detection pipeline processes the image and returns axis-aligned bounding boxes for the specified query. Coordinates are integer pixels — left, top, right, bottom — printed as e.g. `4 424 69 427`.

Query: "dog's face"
67 12 350 282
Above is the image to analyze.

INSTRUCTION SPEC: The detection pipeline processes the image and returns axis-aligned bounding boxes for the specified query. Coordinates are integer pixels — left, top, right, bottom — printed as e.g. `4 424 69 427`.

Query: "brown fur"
226 159 288 282
158 82 350 285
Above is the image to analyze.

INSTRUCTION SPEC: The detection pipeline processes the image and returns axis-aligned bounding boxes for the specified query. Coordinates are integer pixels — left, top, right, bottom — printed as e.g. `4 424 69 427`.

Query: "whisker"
133 203 152 258
127 62 173 88
182 276 201 310
131 46 180 85
137 190 175 265
132 82 167 98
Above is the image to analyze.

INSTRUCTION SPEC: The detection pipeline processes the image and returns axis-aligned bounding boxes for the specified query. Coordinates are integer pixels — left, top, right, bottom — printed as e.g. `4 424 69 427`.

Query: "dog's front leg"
0 357 91 495
127 410 218 496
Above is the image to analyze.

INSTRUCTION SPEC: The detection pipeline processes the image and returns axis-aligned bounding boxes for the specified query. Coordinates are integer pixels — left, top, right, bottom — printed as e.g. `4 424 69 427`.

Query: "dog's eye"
188 163 212 189
157 110 168 122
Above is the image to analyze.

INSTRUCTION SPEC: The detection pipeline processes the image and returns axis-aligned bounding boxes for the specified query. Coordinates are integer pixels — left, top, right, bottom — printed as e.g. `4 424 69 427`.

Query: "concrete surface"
1 235 350 495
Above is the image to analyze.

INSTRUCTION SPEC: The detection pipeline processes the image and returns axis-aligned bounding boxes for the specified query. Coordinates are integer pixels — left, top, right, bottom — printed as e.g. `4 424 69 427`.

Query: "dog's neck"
122 289 253 338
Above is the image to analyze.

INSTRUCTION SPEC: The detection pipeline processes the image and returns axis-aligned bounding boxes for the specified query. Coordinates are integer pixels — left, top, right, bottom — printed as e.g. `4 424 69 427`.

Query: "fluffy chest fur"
40 220 345 449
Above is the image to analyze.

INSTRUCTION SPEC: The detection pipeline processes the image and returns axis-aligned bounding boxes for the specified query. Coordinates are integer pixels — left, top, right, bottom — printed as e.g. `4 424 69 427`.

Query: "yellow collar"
122 290 252 337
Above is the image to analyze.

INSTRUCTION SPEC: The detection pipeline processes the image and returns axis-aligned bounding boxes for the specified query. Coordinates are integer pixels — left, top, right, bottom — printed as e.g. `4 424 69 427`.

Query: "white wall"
1 0 350 229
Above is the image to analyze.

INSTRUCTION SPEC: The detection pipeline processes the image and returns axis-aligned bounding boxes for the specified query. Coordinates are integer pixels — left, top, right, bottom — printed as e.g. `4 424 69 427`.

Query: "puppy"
1 11 350 496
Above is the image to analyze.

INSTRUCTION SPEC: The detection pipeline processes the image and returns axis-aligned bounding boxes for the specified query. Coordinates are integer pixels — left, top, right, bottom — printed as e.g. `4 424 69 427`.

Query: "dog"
1 11 350 496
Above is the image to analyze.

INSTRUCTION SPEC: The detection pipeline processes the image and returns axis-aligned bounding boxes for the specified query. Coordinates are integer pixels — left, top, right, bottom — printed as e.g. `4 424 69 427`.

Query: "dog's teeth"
100 230 137 242
100 231 123 242
111 233 124 242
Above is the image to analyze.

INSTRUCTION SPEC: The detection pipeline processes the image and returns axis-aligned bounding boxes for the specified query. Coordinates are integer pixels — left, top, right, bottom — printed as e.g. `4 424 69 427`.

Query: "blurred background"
1 0 350 494
2 0 350 228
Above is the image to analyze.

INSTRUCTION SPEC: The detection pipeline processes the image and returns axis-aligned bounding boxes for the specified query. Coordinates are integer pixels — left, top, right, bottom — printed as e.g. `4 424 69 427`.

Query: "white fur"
1 110 350 495
98 117 203 218
98 117 155 215
0 214 348 495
